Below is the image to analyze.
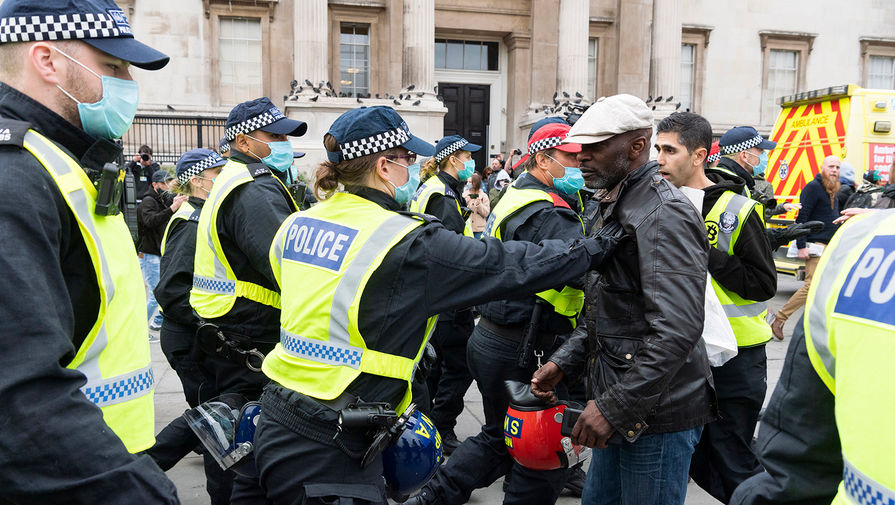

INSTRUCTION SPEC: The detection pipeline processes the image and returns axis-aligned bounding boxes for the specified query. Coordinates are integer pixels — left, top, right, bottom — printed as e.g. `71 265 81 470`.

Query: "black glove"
765 220 825 250
414 342 438 383
584 219 625 269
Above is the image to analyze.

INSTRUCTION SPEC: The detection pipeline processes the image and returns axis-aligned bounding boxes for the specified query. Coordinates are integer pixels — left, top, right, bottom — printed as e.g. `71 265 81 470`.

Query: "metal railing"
120 115 227 164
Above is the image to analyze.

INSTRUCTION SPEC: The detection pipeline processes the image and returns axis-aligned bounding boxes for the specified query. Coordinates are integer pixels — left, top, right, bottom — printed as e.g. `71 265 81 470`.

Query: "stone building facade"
121 0 895 173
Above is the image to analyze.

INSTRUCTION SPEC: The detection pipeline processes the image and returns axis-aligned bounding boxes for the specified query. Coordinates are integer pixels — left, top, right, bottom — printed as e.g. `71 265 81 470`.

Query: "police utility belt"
262 386 413 466
195 321 269 372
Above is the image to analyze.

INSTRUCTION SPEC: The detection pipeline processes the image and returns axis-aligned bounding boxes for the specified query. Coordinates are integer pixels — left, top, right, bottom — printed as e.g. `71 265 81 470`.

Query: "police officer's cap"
176 148 225 185
325 106 435 163
719 126 776 155
151 169 174 183
225 97 307 142
528 117 568 140
433 135 481 163
219 136 230 155
0 0 169 70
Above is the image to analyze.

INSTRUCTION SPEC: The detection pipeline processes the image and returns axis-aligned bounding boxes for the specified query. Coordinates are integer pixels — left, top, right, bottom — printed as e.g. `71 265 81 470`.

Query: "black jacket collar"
0 81 121 170
349 186 403 211
435 170 463 197
715 157 756 190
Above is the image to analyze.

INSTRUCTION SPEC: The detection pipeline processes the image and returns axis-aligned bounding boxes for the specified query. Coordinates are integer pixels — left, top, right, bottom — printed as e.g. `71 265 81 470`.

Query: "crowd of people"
1 0 894 504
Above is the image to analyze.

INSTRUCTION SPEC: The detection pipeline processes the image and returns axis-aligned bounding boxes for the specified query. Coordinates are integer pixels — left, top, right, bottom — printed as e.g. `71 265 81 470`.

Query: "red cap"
707 141 721 163
513 123 582 170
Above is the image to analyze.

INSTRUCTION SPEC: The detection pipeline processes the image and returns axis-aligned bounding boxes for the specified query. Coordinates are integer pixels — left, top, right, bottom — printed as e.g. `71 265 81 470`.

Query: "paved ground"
154 275 805 504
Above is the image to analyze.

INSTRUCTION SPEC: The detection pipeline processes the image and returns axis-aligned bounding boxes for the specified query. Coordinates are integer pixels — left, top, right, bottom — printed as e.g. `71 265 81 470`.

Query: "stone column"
649 0 681 113
616 0 652 98
402 0 435 97
293 0 327 95
556 0 589 97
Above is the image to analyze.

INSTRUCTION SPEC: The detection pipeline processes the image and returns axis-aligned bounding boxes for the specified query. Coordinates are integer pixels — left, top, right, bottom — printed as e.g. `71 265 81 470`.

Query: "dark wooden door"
439 83 490 172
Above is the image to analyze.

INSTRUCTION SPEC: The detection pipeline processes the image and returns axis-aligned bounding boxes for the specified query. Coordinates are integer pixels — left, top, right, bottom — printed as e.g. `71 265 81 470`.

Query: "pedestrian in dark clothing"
128 144 161 202
836 161 856 209
0 0 178 502
875 182 895 208
655 113 777 504
532 95 717 505
138 169 189 332
769 156 841 340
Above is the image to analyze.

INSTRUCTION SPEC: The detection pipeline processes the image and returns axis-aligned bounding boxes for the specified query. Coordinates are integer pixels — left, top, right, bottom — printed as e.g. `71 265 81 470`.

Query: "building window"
759 31 814 125
339 23 370 98
868 55 895 88
435 39 498 71
218 17 262 105
587 38 599 100
680 43 696 112
764 49 799 124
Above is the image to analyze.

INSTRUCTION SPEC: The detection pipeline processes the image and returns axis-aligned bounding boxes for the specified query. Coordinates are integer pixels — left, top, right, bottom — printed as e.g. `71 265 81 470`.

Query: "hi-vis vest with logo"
263 192 437 413
161 201 196 255
803 210 895 505
483 183 585 326
410 175 474 237
704 191 771 347
23 129 155 452
190 159 296 318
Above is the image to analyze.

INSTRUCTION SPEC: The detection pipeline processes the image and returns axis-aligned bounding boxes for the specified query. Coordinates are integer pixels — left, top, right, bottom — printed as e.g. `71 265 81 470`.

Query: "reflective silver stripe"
328 215 416 346
280 328 363 368
192 274 236 295
204 165 251 281
80 365 155 408
843 457 895 505
716 193 751 254
807 216 883 382
721 301 768 318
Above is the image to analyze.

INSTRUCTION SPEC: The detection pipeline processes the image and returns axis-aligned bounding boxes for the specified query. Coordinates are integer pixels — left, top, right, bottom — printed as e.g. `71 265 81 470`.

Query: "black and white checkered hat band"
179 153 224 184
435 140 468 163
0 13 122 43
707 152 720 163
225 112 280 141
220 141 230 153
528 136 563 154
340 127 410 160
720 134 763 155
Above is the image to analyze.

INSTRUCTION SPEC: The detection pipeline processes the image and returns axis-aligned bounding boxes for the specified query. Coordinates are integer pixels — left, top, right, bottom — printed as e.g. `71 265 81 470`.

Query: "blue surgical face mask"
53 46 139 140
246 135 294 174
545 154 586 195
386 158 421 206
455 158 476 181
746 150 769 176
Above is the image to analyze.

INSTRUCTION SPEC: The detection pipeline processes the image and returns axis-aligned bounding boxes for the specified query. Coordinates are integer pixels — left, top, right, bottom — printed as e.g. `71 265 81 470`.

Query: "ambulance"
764 84 895 277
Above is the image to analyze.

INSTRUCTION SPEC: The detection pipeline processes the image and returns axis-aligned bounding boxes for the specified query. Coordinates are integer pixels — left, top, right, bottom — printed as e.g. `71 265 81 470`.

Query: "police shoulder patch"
246 162 270 178
397 210 438 225
0 119 32 147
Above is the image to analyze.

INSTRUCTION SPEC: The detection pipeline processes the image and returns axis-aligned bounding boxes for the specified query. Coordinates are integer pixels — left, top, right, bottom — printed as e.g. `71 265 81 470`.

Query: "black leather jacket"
550 161 717 443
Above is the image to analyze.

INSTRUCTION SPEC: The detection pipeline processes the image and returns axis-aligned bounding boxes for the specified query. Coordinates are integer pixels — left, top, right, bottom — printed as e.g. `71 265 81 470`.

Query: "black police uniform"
688 171 777 503
145 196 232 505
247 186 613 505
0 82 179 504
419 170 475 445
419 174 585 505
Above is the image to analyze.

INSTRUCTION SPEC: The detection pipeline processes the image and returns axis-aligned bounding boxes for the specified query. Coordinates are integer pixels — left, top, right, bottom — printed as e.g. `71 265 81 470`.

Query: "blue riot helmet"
185 394 261 478
382 409 443 501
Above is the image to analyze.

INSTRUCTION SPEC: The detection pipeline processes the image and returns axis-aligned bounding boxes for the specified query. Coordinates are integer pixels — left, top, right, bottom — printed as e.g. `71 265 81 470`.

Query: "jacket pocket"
595 336 642 393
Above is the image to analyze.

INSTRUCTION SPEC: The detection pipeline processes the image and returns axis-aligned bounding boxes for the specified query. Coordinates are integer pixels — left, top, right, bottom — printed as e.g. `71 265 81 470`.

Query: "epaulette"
246 162 271 179
189 208 201 222
396 210 440 225
0 119 32 148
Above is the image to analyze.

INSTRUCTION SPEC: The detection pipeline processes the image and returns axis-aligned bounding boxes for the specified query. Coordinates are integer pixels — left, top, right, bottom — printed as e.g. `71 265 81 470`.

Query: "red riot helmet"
503 381 590 471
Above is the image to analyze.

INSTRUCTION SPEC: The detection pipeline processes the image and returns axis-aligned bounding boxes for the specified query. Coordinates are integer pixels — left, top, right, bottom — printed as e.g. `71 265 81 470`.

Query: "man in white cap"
532 95 716 505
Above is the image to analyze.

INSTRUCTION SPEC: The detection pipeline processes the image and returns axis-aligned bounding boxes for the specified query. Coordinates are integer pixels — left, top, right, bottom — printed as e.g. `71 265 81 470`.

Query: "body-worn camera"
94 162 123 216
338 402 397 431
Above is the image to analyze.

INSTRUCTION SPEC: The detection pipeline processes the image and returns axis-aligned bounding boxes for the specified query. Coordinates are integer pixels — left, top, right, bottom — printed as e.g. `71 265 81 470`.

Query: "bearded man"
768 155 841 339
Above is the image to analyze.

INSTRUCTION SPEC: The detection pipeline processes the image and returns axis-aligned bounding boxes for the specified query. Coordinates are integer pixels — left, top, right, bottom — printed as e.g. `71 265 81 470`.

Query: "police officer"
146 149 231 503
0 0 178 502
411 134 481 453
654 113 776 503
252 105 621 504
414 122 588 505
730 209 895 505
189 97 305 501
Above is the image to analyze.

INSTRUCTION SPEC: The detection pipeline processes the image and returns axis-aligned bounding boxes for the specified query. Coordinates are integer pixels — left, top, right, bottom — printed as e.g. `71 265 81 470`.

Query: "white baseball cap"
564 94 654 145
